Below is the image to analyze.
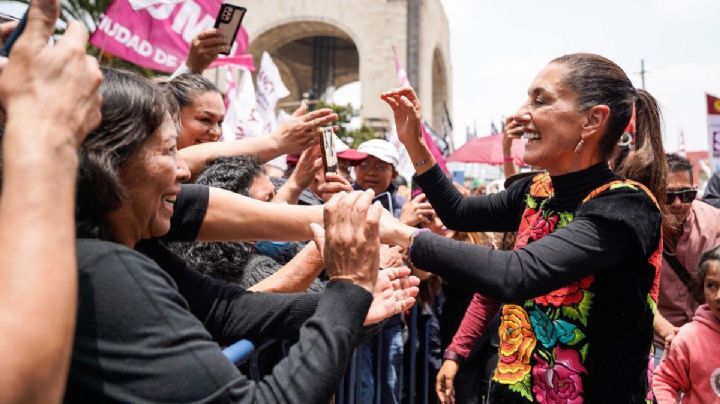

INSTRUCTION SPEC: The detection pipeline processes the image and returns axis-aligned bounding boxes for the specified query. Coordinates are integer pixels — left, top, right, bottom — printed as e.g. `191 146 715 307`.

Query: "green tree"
16 0 157 77
316 101 380 149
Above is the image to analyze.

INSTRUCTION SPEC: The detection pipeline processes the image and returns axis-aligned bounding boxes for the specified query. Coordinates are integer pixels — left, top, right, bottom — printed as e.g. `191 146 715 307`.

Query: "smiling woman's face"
178 90 225 149
109 115 184 245
514 63 586 175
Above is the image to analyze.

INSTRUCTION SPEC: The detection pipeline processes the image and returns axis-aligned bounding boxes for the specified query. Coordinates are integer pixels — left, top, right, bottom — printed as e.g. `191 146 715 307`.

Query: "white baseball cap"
357 139 400 168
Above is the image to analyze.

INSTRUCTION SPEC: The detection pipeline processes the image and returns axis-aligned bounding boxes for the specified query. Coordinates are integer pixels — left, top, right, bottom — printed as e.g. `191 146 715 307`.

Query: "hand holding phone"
318 126 338 176
372 192 393 213
213 4 246 55
0 10 27 57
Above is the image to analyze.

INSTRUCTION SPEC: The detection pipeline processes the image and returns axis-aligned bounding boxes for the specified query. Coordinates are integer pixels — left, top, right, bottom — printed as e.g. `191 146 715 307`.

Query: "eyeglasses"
665 189 697 204
357 160 392 173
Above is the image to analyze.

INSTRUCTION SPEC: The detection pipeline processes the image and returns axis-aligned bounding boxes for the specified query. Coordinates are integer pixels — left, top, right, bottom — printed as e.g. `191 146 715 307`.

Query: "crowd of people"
1 0 719 403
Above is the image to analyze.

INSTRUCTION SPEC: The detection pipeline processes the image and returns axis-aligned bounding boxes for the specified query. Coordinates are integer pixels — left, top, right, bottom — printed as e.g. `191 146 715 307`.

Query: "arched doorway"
248 20 360 110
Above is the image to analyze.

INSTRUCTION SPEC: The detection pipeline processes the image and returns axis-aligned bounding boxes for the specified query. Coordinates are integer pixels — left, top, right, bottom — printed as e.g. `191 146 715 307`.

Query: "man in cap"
353 139 407 404
354 139 405 217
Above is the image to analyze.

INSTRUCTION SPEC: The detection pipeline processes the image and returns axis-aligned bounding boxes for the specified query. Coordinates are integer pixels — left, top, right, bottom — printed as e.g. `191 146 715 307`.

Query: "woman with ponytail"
381 53 665 402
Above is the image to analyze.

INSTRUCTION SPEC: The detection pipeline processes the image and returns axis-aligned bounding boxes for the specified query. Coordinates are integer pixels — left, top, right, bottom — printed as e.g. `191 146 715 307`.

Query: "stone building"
239 0 452 139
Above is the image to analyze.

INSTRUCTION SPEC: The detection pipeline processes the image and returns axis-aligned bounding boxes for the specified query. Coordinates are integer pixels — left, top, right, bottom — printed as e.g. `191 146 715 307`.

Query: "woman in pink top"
654 246 720 403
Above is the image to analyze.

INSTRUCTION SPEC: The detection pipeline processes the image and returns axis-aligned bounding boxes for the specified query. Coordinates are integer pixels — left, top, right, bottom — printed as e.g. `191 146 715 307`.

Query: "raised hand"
291 145 323 189
503 116 523 153
380 87 423 146
0 2 102 147
271 102 338 155
399 193 435 226
186 28 230 73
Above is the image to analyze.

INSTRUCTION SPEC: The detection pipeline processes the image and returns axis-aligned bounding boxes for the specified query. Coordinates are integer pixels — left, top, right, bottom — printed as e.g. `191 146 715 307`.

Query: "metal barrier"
238 305 438 404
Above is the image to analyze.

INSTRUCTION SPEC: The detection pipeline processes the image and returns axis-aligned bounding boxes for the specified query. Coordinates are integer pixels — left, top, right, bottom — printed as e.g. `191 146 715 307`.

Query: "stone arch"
248 18 361 106
431 46 449 136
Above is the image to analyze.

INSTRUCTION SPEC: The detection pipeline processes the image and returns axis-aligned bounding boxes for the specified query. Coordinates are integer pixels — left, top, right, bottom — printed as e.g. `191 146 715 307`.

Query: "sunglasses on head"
665 189 697 204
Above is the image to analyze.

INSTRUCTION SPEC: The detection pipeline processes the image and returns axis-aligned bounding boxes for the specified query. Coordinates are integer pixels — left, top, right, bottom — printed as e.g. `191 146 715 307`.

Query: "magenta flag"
421 122 449 173
90 0 254 73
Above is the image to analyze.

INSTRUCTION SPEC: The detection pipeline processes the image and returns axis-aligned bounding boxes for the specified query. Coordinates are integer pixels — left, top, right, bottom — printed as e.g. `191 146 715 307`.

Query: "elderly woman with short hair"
67 67 419 402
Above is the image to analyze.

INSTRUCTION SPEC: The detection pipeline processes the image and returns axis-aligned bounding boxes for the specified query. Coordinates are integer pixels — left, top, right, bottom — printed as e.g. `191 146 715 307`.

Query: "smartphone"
318 126 338 176
0 12 19 24
0 10 27 57
372 192 393 213
213 4 246 55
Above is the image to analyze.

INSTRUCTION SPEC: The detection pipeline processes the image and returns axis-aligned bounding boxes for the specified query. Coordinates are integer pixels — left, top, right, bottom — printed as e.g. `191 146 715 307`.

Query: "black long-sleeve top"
411 163 662 402
65 184 372 403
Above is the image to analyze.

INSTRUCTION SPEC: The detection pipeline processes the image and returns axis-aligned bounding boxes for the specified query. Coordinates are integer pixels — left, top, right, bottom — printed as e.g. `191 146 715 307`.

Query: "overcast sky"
1 0 716 154
439 0 720 152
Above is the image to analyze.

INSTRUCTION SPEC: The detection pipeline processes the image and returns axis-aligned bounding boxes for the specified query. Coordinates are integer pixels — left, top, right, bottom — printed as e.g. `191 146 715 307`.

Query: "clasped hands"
310 189 420 325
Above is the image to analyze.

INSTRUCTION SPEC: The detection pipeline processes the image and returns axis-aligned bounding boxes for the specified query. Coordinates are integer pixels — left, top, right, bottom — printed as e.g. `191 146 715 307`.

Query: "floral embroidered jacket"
412 163 662 403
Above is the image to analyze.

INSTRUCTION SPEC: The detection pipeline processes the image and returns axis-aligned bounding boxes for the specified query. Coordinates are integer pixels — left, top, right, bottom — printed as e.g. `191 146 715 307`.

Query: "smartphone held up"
318 126 338 177
213 3 246 55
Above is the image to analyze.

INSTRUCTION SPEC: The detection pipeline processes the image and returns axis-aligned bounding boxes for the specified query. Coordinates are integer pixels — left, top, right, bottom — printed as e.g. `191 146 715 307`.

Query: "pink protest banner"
90 0 254 73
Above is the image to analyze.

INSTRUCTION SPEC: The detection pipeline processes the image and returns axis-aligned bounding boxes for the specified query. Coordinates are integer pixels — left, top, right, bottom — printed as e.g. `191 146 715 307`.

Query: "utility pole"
639 59 646 90
406 0 421 95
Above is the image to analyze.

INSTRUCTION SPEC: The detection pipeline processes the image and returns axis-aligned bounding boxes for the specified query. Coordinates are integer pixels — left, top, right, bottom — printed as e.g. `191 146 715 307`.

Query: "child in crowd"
653 246 720 403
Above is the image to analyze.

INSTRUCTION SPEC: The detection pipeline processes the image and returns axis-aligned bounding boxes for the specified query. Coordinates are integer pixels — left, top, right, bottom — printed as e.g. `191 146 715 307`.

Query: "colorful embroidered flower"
535 275 594 307
529 215 559 241
515 208 542 249
529 310 557 349
494 305 537 384
647 244 662 302
530 310 584 349
530 173 553 198
532 347 587 403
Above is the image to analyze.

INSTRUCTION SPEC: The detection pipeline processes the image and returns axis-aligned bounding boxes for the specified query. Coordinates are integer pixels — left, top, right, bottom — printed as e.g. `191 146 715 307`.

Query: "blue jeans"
654 344 665 368
359 317 404 403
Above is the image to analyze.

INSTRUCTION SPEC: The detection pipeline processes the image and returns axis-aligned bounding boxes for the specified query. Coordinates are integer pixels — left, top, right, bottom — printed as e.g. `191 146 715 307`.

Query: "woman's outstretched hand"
364 266 419 325
381 87 423 146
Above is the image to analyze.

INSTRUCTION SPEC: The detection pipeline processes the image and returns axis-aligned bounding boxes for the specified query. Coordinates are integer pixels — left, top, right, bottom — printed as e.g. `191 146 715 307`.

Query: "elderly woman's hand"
310 189 381 292
271 102 338 156
381 87 423 146
0 4 102 147
186 28 230 73
317 172 353 202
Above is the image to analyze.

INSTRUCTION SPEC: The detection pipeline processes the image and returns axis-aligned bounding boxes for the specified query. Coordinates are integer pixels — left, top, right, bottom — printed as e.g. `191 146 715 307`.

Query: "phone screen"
213 4 246 55
372 192 393 213
318 127 338 175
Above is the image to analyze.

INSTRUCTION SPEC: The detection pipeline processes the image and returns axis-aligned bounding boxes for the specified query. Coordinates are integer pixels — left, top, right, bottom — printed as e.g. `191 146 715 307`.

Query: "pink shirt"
657 201 720 342
653 305 720 403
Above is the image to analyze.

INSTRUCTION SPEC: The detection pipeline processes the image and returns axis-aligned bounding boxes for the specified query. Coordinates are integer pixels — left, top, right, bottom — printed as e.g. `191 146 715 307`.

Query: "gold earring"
574 139 584 153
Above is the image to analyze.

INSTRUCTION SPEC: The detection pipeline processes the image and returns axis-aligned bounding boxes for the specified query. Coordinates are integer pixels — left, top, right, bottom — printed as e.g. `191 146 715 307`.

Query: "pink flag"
90 0 254 73
391 47 448 173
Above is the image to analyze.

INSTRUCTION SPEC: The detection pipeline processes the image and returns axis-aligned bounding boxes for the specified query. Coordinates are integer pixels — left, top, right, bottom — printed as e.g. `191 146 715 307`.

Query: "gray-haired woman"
67 67 419 403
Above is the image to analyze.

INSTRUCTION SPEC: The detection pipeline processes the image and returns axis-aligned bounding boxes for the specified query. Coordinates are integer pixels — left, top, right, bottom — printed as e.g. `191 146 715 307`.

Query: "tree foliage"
316 101 380 149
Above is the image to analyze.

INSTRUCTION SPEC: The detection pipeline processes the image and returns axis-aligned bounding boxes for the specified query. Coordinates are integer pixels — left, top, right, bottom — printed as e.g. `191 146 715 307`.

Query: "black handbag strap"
662 245 703 304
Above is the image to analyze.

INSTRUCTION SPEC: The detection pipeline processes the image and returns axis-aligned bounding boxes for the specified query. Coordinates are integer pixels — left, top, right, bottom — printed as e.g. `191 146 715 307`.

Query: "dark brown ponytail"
552 54 668 222
615 89 667 211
